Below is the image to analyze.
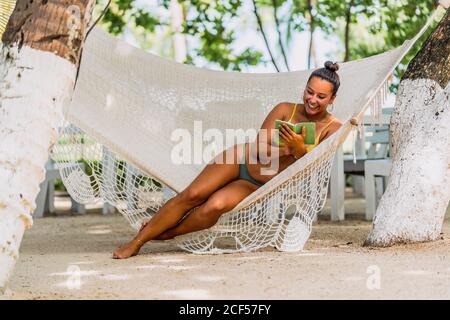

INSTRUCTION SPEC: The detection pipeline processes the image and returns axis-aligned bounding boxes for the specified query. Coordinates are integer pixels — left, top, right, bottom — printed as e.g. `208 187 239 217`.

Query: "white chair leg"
365 165 376 221
382 175 389 192
102 202 115 215
125 163 138 211
352 131 366 196
352 176 365 196
375 176 384 207
47 180 56 214
34 180 49 218
71 199 86 215
330 146 345 221
365 159 392 221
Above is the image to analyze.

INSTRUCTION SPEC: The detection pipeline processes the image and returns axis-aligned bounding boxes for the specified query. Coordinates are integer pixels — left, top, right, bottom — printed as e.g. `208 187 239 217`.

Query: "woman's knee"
203 196 229 215
178 187 208 206
195 207 222 228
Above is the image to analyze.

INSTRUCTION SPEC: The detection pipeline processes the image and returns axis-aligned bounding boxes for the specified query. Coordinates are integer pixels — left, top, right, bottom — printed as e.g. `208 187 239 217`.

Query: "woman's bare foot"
112 239 143 259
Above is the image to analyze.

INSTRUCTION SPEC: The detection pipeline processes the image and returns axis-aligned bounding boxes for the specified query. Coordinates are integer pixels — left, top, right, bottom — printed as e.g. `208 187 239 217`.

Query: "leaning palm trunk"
0 0 95 293
365 7 450 246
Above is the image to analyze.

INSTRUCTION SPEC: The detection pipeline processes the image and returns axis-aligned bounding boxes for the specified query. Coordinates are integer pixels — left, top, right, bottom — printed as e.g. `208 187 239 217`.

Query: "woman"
113 61 343 259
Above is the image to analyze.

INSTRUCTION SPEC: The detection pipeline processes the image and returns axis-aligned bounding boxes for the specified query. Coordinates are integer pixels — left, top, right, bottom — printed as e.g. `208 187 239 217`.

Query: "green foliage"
97 0 440 81
99 0 163 36
54 178 67 192
374 0 437 91
97 0 264 70
179 0 264 70
314 0 436 90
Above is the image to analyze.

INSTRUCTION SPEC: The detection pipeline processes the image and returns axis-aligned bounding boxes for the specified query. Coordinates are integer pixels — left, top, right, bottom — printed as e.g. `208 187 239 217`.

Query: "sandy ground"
5 192 450 300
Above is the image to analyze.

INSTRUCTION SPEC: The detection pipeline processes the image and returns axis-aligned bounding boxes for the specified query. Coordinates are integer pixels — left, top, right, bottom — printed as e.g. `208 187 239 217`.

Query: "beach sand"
6 192 450 300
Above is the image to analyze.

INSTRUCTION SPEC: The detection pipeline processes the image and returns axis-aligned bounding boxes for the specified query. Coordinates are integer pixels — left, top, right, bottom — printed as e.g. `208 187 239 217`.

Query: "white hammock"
50 12 437 254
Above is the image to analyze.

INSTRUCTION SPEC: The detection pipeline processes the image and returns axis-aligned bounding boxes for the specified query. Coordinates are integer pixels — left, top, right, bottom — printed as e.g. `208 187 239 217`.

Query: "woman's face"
303 76 336 117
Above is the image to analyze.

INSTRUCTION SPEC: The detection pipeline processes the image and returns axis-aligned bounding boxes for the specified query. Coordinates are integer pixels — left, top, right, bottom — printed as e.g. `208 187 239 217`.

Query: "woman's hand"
278 123 307 159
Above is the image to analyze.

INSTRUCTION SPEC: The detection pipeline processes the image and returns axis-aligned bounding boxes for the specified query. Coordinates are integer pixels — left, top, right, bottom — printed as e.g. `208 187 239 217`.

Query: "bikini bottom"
238 144 264 187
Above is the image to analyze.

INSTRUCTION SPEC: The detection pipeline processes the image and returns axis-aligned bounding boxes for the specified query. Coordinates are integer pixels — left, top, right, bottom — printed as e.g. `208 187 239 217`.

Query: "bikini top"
287 103 337 153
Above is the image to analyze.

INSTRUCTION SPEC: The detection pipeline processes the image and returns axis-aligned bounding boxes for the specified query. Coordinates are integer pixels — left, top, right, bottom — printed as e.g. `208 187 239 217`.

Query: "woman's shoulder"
272 101 296 110
320 115 343 141
326 115 343 133
329 115 343 127
271 101 298 117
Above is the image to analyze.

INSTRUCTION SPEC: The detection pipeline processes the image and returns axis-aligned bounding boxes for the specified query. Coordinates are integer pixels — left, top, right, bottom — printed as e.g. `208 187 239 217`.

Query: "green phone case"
274 120 316 146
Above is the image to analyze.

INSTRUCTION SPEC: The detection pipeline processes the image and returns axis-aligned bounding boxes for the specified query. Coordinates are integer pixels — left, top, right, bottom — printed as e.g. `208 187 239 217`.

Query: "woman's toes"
112 248 124 259
112 245 134 259
112 239 146 259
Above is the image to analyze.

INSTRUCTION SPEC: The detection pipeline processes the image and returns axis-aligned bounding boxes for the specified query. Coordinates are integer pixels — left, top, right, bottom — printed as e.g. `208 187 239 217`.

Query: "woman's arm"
248 103 292 163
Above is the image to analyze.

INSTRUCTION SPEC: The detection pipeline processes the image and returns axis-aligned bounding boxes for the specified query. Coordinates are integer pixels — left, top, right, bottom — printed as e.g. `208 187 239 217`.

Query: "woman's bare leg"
154 179 258 240
112 144 244 259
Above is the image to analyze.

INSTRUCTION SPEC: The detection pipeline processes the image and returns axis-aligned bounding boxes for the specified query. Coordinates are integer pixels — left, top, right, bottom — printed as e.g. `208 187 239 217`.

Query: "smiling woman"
304 61 340 117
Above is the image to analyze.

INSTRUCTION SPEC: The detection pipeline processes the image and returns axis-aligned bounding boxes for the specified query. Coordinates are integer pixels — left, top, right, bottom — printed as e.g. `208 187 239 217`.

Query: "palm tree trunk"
0 0 95 293
365 8 450 246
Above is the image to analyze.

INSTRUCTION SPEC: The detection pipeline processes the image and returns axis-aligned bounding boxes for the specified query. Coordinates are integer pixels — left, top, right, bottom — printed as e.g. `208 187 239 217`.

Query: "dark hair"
307 61 340 96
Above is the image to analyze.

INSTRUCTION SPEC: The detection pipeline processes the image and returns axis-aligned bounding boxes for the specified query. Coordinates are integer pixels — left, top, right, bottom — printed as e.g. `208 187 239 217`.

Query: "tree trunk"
252 0 280 72
307 0 315 68
170 0 187 63
365 8 450 246
272 0 290 71
343 0 354 62
0 0 95 293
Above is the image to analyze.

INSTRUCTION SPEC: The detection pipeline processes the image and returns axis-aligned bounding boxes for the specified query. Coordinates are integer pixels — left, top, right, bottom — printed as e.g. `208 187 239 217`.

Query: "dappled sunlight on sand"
87 229 112 235
194 275 224 282
162 288 211 299
153 258 187 263
230 251 324 261
49 270 99 277
403 270 436 276
11 208 450 299
231 256 267 261
287 252 325 257
86 224 113 235
54 280 85 288
68 261 96 265
132 264 197 271
343 276 365 282
98 274 131 281
166 265 196 271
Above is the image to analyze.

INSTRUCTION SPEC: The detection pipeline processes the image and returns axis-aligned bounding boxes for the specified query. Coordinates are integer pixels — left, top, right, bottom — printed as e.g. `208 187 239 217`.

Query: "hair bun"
324 61 339 72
